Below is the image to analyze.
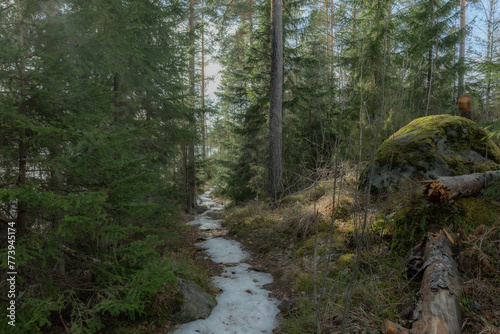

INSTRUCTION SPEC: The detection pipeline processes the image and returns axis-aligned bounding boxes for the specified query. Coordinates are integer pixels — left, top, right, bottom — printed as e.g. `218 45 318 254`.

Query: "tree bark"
457 0 466 99
187 0 196 210
384 230 461 334
422 171 500 204
269 0 283 199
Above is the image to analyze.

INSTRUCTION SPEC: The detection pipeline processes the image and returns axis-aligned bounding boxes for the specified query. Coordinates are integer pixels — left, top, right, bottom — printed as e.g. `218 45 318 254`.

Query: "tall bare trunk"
457 0 466 99
425 0 436 116
325 0 330 53
187 0 196 209
201 5 206 161
483 0 496 118
269 0 283 199
249 0 254 46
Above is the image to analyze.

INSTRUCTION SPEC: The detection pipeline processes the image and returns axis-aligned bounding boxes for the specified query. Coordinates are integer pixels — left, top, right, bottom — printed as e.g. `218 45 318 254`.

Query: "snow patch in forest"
173 261 280 334
196 238 251 264
173 191 281 334
188 215 222 230
197 189 223 211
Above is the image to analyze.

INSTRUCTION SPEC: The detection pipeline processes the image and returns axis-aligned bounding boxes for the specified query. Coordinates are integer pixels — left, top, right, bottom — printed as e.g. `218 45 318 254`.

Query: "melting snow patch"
173 262 280 334
172 190 281 334
196 238 250 263
188 215 222 230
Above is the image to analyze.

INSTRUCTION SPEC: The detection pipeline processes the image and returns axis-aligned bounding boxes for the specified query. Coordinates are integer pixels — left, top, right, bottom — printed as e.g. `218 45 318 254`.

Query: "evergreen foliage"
0 0 197 332
209 0 498 201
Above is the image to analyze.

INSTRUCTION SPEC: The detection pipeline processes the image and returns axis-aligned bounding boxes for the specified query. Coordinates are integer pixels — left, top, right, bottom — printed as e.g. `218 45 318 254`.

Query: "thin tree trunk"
425 0 436 116
201 5 206 161
249 0 254 46
325 0 330 53
483 0 496 119
188 0 196 210
182 144 188 211
425 39 438 116
269 0 283 199
457 0 466 99
15 0 27 234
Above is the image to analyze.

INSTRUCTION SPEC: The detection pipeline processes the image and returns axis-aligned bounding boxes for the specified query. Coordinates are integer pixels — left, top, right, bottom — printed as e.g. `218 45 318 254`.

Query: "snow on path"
173 190 281 334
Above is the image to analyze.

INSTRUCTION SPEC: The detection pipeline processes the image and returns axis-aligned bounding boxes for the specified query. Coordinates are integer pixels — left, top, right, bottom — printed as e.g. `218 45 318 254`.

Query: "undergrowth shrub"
0 231 179 334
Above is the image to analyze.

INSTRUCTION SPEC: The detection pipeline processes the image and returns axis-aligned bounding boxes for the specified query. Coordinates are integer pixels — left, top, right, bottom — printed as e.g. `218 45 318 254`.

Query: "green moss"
363 115 500 192
376 115 500 168
294 232 345 257
390 194 500 253
452 197 500 232
337 253 355 267
335 219 355 234
295 232 327 256
390 198 449 253
293 272 315 293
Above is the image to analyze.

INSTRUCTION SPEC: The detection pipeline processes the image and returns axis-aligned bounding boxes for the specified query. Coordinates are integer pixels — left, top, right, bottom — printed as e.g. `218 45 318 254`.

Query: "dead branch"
422 171 500 204
384 230 462 333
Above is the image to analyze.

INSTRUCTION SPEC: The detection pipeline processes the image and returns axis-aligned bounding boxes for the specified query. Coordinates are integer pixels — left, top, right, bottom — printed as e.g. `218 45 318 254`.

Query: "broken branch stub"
422 170 500 204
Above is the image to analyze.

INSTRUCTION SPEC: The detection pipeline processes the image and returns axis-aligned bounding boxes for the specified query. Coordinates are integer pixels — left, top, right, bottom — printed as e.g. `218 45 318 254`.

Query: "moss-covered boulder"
360 115 500 192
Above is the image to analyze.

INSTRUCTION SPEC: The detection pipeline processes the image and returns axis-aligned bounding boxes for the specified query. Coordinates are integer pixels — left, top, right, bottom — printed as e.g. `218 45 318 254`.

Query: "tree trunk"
249 0 254 46
182 144 188 212
383 230 461 334
201 3 206 161
457 0 466 99
187 0 196 210
483 0 497 119
423 171 500 204
269 0 283 199
425 0 436 116
15 0 27 235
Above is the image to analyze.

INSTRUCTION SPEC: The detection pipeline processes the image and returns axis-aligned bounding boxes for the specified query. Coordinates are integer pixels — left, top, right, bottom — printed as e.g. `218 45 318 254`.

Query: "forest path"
172 190 281 334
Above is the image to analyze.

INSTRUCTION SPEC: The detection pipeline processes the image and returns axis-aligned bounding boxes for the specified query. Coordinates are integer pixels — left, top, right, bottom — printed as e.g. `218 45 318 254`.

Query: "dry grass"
459 224 500 334
222 162 500 333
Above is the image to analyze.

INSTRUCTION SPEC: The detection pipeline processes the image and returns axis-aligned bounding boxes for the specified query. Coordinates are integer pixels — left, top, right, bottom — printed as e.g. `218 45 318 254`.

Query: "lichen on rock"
360 115 500 192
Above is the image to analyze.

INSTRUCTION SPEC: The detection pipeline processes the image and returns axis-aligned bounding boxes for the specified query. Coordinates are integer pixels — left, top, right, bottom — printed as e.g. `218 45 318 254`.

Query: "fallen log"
422 170 500 204
383 230 461 334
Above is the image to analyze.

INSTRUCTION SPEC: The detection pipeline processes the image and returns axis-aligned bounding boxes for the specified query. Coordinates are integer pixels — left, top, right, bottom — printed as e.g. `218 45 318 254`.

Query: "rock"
175 278 216 323
360 115 500 192
277 298 295 311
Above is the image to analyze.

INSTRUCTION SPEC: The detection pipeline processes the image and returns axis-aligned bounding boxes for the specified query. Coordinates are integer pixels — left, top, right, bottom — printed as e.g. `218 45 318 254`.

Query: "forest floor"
210 164 500 334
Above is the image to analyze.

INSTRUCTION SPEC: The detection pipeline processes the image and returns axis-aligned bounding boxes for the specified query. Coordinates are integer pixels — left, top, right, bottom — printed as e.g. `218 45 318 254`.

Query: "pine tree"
269 0 284 199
